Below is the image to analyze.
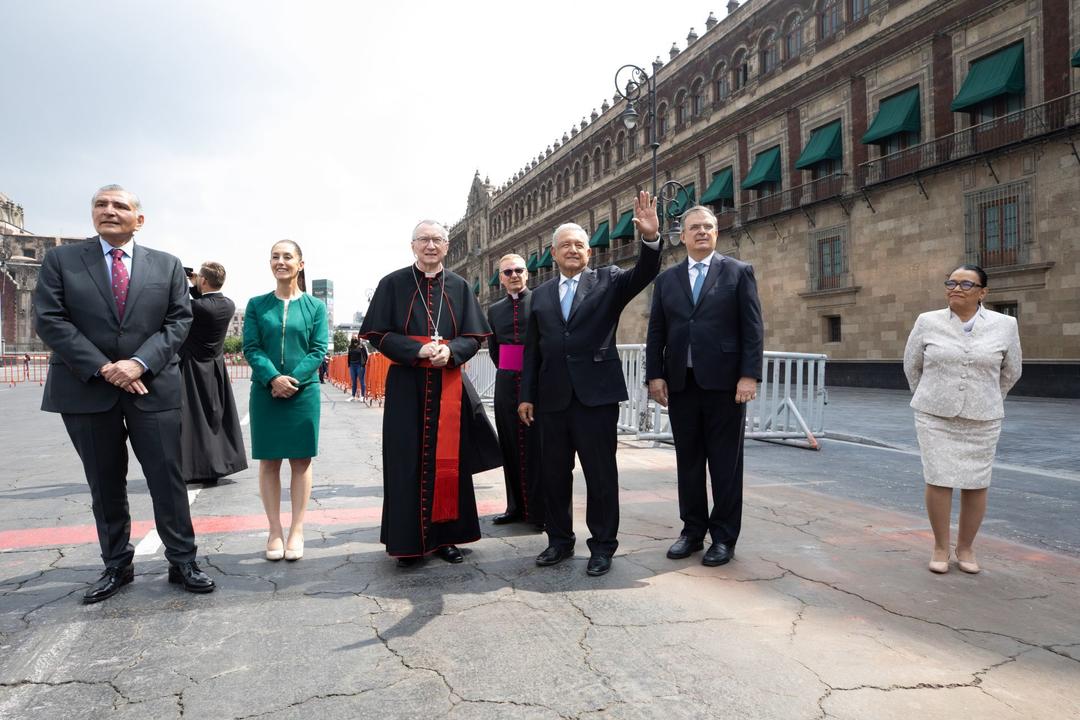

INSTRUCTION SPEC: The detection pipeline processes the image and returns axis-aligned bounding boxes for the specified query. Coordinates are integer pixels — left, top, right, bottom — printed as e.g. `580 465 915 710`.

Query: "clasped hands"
647 376 758 407
417 341 451 368
270 374 300 398
100 359 148 395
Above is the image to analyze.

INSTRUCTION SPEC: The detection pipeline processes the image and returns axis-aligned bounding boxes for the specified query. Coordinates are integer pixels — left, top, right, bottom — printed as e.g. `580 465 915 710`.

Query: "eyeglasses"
944 280 984 290
501 267 526 277
413 236 448 247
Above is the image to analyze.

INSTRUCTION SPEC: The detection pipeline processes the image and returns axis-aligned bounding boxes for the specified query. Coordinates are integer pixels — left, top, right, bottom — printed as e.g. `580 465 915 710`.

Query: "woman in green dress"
243 240 328 561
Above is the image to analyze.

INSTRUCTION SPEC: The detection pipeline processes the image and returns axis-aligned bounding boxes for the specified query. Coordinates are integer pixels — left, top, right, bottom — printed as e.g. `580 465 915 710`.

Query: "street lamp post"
614 63 688 242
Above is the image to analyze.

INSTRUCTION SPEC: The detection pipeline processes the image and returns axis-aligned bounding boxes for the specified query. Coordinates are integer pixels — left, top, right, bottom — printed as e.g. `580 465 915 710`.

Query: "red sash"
498 344 524 371
407 336 461 523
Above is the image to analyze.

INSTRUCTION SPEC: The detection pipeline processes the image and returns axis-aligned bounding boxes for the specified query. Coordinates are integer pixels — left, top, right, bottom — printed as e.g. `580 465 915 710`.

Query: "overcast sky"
2 1 726 321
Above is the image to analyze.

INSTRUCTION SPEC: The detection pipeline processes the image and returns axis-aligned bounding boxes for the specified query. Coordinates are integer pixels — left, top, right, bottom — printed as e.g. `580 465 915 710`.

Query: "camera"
183 266 195 277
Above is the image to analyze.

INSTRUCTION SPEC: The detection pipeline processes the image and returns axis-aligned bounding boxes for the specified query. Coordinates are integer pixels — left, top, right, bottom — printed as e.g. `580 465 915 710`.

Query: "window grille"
808 226 849 291
964 181 1031 268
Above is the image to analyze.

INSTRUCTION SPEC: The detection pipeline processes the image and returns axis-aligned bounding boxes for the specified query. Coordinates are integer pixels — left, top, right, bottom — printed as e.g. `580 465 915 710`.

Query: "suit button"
564 331 570 337
566 354 571 359
690 319 695 324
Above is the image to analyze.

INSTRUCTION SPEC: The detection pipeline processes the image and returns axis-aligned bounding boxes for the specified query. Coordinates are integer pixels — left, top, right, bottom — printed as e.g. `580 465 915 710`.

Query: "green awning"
1072 47 1080 68
526 252 539 271
588 220 610 248
537 246 553 269
472 280 480 295
488 271 499 287
666 183 696 218
611 209 635 239
699 168 734 205
740 146 782 190
950 42 1025 112
795 120 843 169
862 87 921 144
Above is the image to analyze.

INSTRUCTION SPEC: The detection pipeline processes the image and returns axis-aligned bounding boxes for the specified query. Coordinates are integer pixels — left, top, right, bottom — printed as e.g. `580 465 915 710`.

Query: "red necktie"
110 248 129 320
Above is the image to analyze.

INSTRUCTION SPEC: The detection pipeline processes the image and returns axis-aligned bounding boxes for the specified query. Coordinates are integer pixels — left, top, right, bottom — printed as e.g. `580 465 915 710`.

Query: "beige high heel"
265 538 285 561
956 549 980 574
284 535 304 561
928 548 949 574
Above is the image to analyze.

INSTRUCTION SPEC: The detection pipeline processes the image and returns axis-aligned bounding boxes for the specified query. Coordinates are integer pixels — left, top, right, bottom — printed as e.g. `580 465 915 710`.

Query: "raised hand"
632 190 659 240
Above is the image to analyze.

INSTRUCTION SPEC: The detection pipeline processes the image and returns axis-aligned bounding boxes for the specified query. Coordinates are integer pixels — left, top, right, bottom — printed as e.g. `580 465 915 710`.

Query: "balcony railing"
740 173 847 224
859 91 1080 186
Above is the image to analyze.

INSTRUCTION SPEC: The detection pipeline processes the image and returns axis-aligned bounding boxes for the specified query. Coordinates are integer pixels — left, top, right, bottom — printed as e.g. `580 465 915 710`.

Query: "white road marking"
133 486 201 556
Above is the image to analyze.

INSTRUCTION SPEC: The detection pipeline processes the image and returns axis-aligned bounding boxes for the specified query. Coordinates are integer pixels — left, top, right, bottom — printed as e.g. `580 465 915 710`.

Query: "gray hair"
92 184 142 211
680 205 717 224
412 219 449 242
552 222 589 245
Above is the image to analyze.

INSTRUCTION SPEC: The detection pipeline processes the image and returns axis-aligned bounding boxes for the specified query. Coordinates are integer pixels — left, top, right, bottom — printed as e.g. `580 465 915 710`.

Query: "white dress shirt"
686 254 713 367
100 236 134 282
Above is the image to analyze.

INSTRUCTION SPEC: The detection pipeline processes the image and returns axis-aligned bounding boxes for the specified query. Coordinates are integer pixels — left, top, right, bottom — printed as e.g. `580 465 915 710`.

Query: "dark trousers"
539 397 619 556
62 397 197 568
349 363 366 397
667 369 746 546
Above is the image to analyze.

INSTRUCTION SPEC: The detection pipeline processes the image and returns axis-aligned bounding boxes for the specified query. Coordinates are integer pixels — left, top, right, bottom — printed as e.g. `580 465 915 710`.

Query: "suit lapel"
122 244 152 326
81 239 121 324
678 259 694 307
567 269 595 324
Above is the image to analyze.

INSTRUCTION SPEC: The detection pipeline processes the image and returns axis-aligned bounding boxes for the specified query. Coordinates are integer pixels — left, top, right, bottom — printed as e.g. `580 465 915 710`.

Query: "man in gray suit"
33 184 215 602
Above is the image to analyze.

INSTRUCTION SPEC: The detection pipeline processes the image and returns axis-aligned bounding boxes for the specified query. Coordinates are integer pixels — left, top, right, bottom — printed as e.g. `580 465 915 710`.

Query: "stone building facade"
448 0 1080 397
1 194 85 353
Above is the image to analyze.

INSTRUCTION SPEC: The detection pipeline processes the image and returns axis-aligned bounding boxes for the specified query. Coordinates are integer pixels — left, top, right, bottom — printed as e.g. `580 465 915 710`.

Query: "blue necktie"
691 262 706 304
561 278 576 320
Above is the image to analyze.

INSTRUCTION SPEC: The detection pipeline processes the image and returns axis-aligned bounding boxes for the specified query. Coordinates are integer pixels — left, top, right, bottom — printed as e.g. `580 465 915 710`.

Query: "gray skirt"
913 410 1002 489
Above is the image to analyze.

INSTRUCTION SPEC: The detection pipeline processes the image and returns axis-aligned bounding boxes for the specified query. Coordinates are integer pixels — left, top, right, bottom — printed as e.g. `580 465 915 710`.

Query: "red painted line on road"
0 500 510 552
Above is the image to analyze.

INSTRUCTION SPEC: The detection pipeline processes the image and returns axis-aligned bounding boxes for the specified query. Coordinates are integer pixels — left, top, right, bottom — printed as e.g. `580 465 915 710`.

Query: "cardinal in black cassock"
179 268 248 483
486 258 544 528
360 244 501 564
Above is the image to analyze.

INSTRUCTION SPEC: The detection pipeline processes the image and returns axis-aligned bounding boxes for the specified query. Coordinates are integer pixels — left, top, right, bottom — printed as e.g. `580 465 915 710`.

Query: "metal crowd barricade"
468 345 826 449
1 353 49 386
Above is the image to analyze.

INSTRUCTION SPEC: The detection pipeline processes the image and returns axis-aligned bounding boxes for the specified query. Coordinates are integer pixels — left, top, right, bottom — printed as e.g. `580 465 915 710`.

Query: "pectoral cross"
431 330 442 343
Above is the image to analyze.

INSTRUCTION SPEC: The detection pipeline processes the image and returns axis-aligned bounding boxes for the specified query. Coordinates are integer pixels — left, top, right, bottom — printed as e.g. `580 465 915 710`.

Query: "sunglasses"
502 267 526 277
944 280 983 290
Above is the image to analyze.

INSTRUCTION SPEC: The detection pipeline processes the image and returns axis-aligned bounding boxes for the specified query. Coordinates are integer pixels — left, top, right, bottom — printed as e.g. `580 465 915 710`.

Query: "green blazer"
242 292 328 387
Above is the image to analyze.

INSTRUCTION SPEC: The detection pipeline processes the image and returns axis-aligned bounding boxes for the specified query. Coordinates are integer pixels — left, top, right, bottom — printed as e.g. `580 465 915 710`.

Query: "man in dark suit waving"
645 205 764 566
519 191 662 576
33 185 215 602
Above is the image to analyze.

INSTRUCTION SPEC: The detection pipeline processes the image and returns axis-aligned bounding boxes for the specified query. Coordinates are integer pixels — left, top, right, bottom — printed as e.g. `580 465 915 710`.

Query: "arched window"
713 62 729 103
593 147 602 177
573 162 581 189
615 131 625 162
629 128 638 154
657 102 669 138
691 78 705 117
784 14 803 60
674 90 688 126
603 141 612 170
547 180 554 205
819 0 841 40
582 156 590 183
759 30 778 76
851 0 871 22
733 50 749 91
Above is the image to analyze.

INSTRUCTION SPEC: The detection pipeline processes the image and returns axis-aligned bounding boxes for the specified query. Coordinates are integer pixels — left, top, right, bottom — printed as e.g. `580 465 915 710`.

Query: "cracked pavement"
1 381 1078 719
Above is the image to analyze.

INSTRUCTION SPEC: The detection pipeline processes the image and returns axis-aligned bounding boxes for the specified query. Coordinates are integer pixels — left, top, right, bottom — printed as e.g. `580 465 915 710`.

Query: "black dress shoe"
535 545 574 566
586 554 612 577
491 512 521 525
396 556 420 568
702 542 734 567
433 545 464 564
167 561 216 593
666 536 705 559
83 564 134 604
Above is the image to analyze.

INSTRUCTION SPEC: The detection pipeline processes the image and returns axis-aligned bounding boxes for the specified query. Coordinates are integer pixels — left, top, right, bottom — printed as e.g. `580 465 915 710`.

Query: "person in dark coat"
360 219 501 567
519 191 662 577
645 205 764 567
486 253 544 530
32 184 214 602
179 261 248 485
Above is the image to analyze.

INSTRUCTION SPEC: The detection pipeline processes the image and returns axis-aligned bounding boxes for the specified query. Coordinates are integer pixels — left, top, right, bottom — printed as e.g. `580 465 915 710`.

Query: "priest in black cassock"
486 253 544 530
360 220 501 567
179 262 248 484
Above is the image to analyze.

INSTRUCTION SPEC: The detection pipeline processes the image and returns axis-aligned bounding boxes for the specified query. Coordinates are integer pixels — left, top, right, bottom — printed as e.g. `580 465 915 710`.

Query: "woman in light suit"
903 265 1022 574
